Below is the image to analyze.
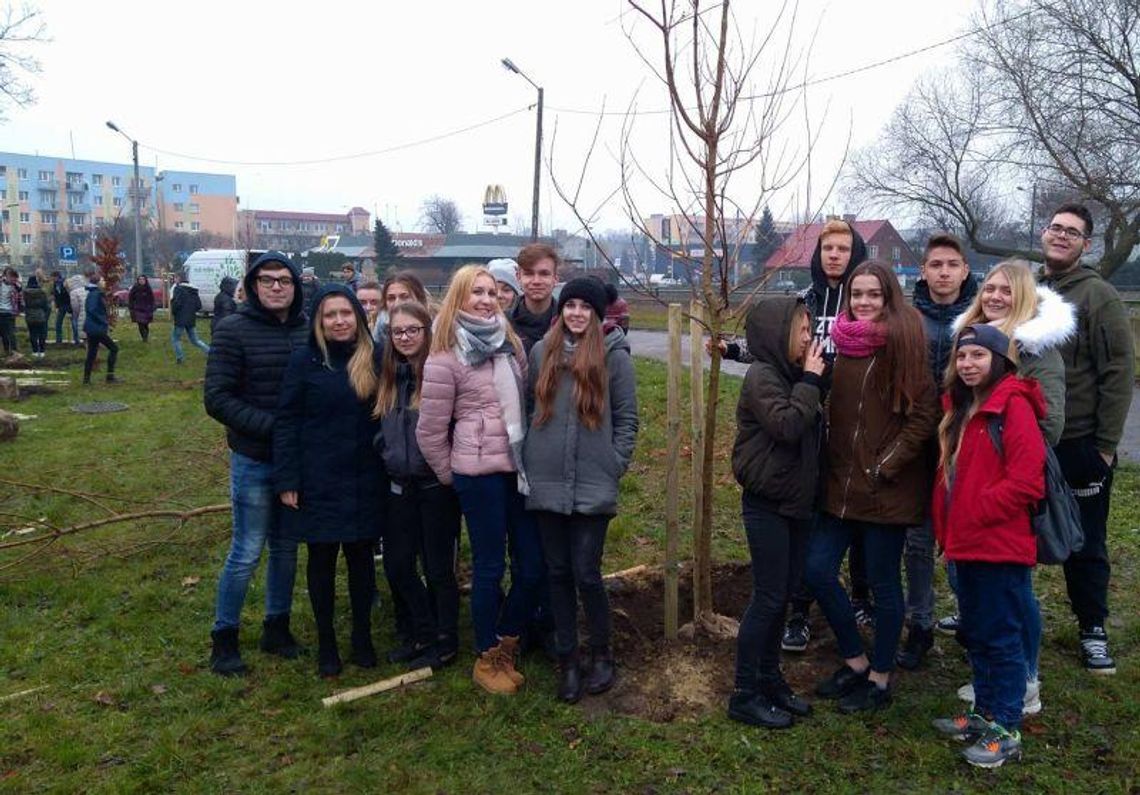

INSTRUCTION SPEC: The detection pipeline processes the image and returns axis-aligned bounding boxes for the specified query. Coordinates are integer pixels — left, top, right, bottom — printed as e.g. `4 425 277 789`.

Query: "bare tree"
848 0 1140 277
418 196 463 235
553 0 831 630
0 4 47 120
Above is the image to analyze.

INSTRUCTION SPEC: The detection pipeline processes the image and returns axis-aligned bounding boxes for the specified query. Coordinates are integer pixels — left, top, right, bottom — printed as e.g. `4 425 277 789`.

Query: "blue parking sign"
59 245 77 262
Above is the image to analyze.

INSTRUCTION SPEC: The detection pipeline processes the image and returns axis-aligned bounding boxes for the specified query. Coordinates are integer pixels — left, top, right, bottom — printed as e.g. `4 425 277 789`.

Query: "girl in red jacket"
931 324 1045 769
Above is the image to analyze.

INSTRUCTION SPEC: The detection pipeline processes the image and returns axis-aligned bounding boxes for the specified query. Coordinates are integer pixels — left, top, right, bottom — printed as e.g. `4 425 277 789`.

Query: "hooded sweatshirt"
211 276 238 332
731 296 824 519
170 281 202 328
523 326 639 516
203 251 308 462
1039 264 1135 452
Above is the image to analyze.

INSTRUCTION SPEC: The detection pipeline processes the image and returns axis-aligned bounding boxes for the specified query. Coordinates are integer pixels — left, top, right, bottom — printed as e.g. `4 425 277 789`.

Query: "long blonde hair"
312 292 378 401
431 264 523 356
954 260 1038 364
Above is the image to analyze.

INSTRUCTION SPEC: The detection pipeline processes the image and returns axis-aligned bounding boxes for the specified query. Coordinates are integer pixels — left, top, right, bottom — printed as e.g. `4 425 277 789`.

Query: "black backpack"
987 416 1084 565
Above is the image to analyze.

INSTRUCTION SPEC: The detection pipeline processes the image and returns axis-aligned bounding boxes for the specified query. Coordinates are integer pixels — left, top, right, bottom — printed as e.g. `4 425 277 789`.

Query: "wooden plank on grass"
321 667 432 707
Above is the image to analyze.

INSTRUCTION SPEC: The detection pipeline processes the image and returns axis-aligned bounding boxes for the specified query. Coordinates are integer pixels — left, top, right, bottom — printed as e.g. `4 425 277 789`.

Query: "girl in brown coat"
805 261 939 713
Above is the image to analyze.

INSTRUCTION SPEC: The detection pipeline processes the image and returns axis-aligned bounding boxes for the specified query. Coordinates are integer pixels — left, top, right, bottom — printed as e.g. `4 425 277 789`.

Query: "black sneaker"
763 679 812 718
1080 626 1116 675
935 614 960 636
895 625 934 671
386 638 418 664
815 664 869 699
837 678 892 714
852 599 875 629
727 691 794 729
781 616 810 653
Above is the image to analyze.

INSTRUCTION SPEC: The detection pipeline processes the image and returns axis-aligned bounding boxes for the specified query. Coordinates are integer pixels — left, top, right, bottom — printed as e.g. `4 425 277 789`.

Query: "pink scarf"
831 314 888 358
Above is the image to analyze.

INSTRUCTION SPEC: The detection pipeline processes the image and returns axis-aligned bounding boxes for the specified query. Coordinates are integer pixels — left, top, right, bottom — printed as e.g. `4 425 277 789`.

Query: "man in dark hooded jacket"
203 252 308 676
211 276 238 333
170 274 209 363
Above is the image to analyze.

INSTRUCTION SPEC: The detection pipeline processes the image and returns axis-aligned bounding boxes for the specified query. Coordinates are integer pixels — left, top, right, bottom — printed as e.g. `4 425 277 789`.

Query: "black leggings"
536 511 612 656
84 333 118 380
136 322 150 341
306 540 376 650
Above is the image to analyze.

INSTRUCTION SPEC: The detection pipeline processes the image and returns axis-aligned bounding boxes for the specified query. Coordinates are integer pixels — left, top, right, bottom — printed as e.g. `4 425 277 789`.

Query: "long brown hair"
533 309 607 430
431 264 522 356
373 301 433 417
937 344 1013 480
842 260 929 413
312 292 378 401
382 270 431 310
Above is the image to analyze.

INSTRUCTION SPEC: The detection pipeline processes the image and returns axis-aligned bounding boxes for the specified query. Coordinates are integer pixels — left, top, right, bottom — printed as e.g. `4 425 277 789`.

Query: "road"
626 329 1140 463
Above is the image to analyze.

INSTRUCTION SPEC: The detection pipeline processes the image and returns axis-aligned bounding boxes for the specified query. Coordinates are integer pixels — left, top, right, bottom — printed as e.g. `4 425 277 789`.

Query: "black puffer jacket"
203 252 307 462
374 360 438 483
731 296 823 519
171 282 202 328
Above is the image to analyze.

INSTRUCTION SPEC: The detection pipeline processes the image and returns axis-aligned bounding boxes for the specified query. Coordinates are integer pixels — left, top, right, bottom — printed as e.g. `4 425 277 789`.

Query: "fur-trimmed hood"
952 285 1075 357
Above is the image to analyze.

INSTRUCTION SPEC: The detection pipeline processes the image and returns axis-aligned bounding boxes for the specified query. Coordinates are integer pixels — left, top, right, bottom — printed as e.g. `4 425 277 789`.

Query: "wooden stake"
689 300 706 623
0 685 48 703
321 667 432 707
664 303 682 640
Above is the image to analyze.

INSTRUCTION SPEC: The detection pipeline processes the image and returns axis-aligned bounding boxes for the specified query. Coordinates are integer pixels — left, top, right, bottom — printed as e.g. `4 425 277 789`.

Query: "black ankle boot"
210 628 248 676
557 652 583 704
895 625 934 671
727 690 794 729
350 629 378 669
317 641 343 678
260 613 302 659
583 647 615 695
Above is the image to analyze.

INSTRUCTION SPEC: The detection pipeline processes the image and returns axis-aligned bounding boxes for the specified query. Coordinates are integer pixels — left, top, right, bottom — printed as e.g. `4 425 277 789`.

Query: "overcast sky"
3 0 977 234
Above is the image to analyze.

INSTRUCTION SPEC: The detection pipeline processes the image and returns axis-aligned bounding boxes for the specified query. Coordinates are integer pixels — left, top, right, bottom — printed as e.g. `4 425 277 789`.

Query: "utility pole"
501 58 544 242
106 121 145 276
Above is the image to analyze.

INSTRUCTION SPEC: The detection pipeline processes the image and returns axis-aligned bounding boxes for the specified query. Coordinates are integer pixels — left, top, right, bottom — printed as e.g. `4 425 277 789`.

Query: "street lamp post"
1017 182 1038 249
106 121 144 276
501 58 543 242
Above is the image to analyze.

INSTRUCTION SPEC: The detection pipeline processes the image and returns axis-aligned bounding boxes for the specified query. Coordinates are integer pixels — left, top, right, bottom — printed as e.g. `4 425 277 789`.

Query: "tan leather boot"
473 648 517 695
497 636 525 686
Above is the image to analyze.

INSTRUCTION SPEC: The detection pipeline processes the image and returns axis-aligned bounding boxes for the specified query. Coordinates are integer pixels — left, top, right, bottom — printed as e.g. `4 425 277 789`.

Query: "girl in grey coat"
524 278 638 704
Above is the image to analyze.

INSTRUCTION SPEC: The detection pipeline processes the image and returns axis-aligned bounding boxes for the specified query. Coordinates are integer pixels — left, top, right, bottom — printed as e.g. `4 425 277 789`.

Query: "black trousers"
1055 436 1114 627
136 321 150 341
381 482 461 647
735 494 809 690
535 510 611 656
27 322 47 353
83 333 118 380
306 540 376 650
0 314 16 353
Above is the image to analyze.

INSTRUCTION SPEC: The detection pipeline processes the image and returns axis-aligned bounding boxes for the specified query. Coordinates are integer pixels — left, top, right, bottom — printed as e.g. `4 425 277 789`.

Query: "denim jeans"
956 561 1035 730
805 515 906 673
735 495 809 691
947 560 1039 680
55 306 78 344
213 452 299 631
453 472 545 653
535 511 611 656
903 519 935 630
172 325 210 361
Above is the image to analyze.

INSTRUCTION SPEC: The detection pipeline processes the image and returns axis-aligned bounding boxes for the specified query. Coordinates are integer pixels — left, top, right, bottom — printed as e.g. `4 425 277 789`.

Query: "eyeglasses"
256 275 294 288
390 325 425 340
1045 223 1088 240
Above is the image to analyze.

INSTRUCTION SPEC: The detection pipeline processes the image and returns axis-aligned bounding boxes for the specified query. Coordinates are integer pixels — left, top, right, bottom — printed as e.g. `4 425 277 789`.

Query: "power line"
549 5 1040 116
136 105 534 167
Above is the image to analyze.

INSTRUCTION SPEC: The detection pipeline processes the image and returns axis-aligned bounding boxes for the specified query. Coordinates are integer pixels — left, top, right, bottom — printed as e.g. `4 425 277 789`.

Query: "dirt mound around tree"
582 562 844 723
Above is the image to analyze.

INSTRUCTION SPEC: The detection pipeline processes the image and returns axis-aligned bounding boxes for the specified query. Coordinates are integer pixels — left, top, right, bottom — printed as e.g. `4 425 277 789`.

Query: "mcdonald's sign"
483 184 508 216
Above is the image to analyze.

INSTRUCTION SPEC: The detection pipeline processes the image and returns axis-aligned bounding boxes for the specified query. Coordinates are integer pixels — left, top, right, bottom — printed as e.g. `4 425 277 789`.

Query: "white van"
181 250 263 313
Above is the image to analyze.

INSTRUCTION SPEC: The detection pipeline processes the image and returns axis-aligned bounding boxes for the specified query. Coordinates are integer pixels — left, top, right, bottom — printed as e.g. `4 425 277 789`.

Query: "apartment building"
0 151 237 267
237 206 371 253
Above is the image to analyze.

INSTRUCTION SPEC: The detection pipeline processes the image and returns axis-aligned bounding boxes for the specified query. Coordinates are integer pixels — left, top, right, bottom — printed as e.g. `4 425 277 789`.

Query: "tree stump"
0 377 18 401
0 409 19 442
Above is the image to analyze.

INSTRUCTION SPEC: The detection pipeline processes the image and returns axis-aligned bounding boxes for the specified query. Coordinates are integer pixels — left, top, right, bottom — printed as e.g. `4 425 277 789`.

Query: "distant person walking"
211 276 238 332
22 275 50 358
52 271 77 344
128 275 156 341
81 268 118 384
0 267 19 355
170 273 209 363
68 274 87 344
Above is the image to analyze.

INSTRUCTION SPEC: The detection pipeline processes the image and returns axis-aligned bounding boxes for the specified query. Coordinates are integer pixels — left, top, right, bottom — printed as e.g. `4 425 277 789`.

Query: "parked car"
113 276 168 308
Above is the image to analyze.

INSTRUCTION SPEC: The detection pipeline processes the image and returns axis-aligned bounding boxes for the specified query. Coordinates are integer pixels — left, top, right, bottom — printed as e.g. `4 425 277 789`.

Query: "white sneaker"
957 678 1041 715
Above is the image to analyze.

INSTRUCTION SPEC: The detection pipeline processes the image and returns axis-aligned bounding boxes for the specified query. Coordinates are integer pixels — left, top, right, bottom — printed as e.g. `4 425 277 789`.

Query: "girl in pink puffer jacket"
415 264 544 695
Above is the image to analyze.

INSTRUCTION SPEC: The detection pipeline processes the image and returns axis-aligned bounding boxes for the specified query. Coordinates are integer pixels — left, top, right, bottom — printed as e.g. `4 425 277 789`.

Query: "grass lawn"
0 318 1137 793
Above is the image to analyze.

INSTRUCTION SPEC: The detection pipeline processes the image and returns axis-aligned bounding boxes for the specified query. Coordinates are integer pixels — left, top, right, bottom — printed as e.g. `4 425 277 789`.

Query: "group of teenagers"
723 204 1134 768
203 243 638 704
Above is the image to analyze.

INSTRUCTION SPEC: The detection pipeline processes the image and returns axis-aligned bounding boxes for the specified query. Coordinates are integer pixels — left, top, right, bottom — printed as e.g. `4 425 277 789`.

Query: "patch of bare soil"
585 562 844 723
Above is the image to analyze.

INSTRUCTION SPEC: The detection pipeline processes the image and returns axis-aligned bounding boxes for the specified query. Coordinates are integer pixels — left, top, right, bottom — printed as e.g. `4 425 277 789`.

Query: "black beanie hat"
957 323 1014 365
557 277 608 321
